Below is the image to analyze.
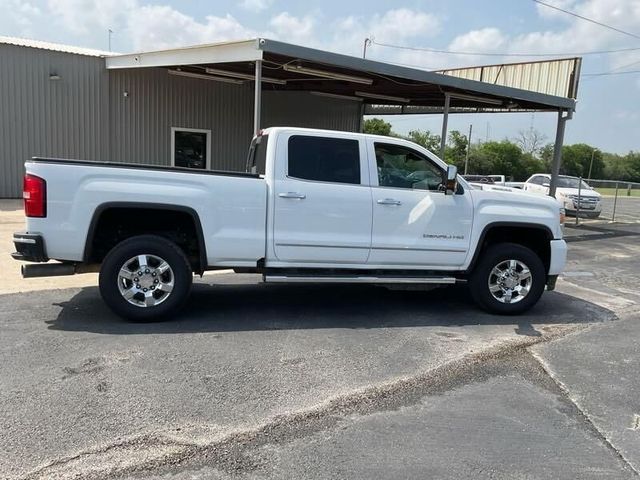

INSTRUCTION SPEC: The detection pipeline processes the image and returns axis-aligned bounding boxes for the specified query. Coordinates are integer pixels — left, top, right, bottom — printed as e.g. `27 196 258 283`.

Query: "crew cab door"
367 139 473 267
272 132 372 264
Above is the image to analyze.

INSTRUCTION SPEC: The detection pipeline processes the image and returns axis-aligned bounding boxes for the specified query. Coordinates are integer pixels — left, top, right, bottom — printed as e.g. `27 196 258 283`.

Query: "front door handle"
278 192 306 199
377 198 402 206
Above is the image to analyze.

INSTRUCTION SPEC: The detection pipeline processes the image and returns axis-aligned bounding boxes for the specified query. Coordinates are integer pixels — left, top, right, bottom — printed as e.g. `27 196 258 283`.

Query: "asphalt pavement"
1 205 640 479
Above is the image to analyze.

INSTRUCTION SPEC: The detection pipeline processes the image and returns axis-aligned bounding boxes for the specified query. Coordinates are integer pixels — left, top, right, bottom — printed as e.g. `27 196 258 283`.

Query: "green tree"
519 153 545 180
561 144 605 178
467 141 525 180
406 129 441 152
445 130 468 169
363 118 393 136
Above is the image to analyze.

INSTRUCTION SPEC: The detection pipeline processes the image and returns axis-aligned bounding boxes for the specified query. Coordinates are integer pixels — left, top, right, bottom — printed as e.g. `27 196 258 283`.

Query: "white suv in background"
524 174 602 218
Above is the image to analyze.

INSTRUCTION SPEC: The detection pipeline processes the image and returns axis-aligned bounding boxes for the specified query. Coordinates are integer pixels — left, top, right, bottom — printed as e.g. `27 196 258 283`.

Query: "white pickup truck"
13 127 566 320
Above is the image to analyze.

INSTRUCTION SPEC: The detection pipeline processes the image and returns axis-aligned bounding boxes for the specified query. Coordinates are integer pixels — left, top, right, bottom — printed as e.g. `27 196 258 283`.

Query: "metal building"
0 36 579 198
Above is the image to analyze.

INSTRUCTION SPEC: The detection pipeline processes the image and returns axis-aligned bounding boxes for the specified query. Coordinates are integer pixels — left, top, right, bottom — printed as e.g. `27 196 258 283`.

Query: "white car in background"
524 174 602 218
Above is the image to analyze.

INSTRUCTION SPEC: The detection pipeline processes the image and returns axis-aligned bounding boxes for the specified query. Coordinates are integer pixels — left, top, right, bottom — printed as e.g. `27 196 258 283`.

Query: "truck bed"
31 157 260 179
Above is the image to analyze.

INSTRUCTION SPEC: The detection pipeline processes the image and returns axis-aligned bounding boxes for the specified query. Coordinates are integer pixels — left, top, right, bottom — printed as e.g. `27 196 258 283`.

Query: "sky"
1 0 639 153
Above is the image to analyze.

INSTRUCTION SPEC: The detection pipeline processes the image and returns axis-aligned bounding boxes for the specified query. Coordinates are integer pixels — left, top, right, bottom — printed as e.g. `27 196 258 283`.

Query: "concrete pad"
0 281 611 479
0 202 99 294
533 315 640 473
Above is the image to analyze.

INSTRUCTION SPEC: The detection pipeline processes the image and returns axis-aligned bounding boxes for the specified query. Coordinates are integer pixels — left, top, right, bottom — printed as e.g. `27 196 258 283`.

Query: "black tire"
99 235 193 321
469 242 546 315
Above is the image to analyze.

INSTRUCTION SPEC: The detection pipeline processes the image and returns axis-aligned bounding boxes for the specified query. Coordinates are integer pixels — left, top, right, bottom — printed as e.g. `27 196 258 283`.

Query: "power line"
582 59 640 79
531 0 640 41
583 59 640 77
583 69 640 76
371 39 640 57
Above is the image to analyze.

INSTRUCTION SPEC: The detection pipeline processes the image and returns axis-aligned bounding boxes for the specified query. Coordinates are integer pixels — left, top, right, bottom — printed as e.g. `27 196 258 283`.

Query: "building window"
171 127 211 169
287 135 361 184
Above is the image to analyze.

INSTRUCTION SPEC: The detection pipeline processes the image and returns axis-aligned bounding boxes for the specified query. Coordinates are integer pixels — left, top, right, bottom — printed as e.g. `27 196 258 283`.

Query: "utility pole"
464 124 473 175
108 29 113 52
587 150 595 180
363 38 372 58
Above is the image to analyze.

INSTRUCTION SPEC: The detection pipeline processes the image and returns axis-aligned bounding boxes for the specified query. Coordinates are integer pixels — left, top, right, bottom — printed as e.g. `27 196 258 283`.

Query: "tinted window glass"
174 130 207 169
557 176 591 189
288 136 360 185
375 143 443 191
246 134 268 175
530 176 545 185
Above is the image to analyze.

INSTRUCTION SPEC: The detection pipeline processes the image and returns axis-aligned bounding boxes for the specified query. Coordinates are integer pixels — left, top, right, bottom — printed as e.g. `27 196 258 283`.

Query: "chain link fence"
574 179 640 224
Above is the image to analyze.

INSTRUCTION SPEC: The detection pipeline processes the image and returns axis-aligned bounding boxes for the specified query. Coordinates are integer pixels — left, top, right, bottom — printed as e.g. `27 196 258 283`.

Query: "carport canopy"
106 38 580 196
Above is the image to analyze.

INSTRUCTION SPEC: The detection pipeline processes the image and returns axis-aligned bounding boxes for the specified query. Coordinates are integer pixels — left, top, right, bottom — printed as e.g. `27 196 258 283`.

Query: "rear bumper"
548 239 567 276
11 232 48 262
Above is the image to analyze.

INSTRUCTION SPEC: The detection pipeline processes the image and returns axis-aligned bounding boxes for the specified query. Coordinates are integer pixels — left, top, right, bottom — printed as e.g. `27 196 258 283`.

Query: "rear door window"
288 136 361 185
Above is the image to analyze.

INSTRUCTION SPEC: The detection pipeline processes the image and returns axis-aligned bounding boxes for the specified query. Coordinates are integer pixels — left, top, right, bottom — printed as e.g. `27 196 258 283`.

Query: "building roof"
0 35 113 57
106 38 578 113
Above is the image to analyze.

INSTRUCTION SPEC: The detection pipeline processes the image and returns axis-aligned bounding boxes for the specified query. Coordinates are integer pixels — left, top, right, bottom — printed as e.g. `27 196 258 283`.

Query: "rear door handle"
278 192 306 199
377 198 402 206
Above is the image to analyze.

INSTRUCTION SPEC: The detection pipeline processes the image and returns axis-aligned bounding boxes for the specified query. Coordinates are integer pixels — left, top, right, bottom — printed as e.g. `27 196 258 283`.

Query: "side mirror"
542 182 550 188
445 165 458 195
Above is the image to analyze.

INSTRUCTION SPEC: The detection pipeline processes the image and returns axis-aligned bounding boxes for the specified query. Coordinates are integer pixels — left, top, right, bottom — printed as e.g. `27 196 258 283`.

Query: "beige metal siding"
438 58 581 99
0 44 108 197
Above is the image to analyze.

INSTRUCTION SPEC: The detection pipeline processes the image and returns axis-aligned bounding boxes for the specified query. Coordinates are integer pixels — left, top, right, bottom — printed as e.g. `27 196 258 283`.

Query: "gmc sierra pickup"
12 127 566 320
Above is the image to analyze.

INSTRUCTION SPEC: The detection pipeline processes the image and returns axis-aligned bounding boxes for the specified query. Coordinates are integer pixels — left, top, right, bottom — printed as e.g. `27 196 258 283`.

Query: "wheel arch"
465 222 553 275
83 202 207 274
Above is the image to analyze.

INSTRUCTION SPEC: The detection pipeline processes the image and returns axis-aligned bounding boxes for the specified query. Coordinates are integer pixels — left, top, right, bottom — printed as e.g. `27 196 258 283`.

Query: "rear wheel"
99 235 192 321
469 242 545 315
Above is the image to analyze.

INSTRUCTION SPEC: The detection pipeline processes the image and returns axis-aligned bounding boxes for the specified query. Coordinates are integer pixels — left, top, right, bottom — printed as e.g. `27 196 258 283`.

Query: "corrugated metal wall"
0 46 361 197
108 68 255 170
263 91 361 132
108 69 361 171
0 44 108 197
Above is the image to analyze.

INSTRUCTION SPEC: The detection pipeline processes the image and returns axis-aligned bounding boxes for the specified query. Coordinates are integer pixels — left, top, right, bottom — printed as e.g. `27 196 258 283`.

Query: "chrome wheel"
117 254 174 308
488 259 532 304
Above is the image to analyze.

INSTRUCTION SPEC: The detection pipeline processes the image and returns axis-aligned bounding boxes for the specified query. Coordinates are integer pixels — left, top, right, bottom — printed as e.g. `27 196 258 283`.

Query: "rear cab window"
287 135 361 185
246 134 269 175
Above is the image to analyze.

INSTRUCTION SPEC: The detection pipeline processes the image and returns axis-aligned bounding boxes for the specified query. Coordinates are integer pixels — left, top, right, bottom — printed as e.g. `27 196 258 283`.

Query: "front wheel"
469 242 546 315
99 235 193 321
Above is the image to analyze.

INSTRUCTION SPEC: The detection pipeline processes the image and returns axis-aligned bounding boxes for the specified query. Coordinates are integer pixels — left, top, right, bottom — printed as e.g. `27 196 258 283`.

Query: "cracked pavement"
1 206 640 479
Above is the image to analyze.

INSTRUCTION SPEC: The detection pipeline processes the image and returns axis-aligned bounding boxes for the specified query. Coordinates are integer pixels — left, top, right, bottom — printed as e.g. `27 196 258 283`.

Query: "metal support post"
440 93 450 161
464 124 472 175
253 59 262 135
612 182 619 222
549 110 572 198
575 177 582 226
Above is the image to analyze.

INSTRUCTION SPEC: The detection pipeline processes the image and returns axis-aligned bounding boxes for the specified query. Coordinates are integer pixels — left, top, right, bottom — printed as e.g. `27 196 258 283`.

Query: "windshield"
557 177 591 189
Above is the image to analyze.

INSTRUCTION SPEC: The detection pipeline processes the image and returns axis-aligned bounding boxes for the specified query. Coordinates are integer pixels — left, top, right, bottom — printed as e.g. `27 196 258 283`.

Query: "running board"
264 275 457 284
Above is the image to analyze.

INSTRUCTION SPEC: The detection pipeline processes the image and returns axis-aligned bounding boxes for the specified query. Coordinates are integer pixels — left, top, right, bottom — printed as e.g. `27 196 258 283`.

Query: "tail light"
23 174 46 218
